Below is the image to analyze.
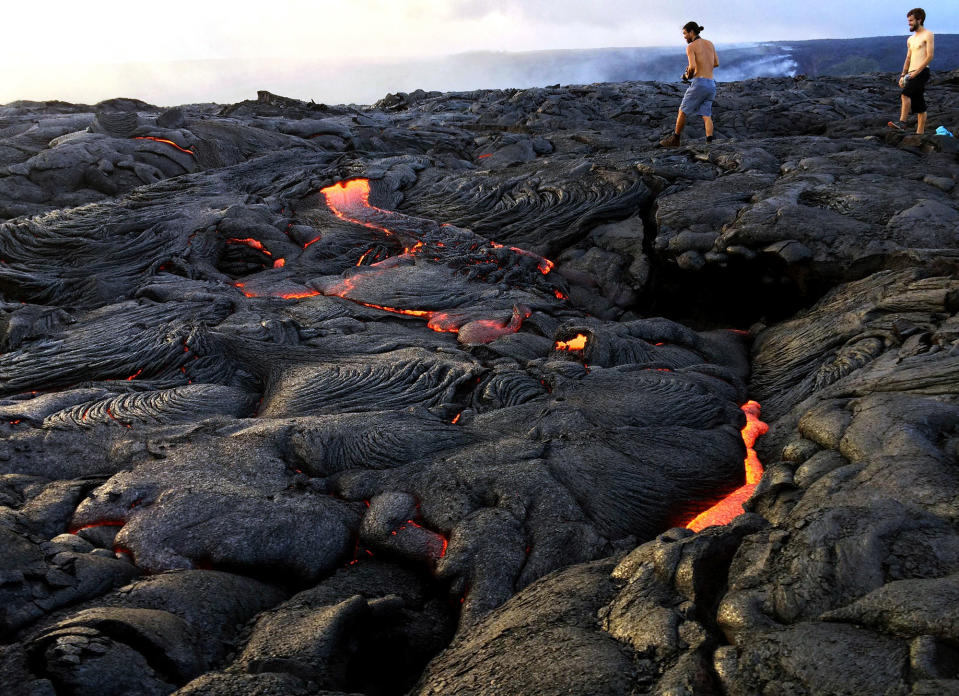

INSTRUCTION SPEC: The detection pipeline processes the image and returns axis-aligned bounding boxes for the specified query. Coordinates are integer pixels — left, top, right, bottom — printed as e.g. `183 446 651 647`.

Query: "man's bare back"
687 37 719 80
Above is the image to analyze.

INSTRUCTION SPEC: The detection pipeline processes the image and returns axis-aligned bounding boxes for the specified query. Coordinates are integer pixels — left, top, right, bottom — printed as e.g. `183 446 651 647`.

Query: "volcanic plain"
1 70 958 695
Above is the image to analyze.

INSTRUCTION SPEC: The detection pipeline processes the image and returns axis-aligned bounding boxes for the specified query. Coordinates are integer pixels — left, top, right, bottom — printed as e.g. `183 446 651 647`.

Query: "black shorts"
902 67 930 114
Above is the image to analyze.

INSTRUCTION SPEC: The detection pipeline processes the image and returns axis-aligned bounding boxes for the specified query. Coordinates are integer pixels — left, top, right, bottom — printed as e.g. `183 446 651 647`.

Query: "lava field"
1 70 958 695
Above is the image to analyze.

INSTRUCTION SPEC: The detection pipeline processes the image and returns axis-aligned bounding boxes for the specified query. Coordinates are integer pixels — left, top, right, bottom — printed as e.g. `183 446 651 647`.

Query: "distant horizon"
4 33 958 109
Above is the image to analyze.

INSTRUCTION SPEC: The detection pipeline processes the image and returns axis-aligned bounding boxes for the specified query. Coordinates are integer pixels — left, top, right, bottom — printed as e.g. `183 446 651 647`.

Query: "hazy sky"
2 0 956 105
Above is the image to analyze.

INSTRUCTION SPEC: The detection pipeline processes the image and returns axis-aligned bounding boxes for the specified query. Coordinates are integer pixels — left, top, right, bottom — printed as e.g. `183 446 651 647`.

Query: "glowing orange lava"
232 178 539 345
555 334 588 351
426 313 461 333
106 407 132 429
320 179 394 237
279 290 322 300
227 238 271 255
355 301 430 317
489 241 554 275
69 520 124 534
356 249 375 266
132 136 195 156
320 179 554 275
685 400 768 532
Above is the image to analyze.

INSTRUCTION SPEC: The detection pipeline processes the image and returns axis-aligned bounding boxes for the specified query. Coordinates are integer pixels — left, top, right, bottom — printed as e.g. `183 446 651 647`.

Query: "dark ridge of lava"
0 71 958 696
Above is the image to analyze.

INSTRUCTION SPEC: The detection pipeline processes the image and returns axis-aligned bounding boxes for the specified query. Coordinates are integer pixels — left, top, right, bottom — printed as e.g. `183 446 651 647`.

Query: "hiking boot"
659 132 681 148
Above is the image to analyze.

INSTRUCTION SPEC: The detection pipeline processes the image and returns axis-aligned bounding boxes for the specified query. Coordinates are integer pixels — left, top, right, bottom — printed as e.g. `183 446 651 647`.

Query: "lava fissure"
685 400 768 532
131 136 196 157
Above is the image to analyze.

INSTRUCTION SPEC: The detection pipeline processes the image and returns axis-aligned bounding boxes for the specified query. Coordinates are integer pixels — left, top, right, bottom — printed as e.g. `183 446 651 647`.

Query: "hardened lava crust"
1 72 958 695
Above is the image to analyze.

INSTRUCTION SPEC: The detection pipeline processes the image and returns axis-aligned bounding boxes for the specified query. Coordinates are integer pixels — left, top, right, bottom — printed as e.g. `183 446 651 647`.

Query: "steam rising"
1 44 804 107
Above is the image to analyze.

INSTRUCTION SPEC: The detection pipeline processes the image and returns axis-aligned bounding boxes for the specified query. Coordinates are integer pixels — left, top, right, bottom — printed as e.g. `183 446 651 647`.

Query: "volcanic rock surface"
0 71 958 695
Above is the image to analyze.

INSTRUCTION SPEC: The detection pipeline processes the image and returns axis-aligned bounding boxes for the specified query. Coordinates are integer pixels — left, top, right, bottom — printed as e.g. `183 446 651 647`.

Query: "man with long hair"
889 8 935 134
660 22 719 148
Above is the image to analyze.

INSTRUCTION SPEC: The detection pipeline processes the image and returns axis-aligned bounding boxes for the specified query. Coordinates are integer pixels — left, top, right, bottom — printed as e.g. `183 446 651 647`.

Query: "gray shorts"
680 78 716 117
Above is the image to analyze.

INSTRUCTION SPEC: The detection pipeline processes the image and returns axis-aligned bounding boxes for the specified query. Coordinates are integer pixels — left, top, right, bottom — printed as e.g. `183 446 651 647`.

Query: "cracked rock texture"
0 68 958 695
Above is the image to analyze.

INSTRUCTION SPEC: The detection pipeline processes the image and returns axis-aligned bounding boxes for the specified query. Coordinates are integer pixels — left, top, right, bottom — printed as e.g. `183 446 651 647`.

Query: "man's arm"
902 44 912 76
713 43 719 67
910 34 935 74
685 44 698 78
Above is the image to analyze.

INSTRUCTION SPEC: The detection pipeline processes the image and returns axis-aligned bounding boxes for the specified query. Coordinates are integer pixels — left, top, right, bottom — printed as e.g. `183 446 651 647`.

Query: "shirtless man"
660 22 719 148
888 8 934 134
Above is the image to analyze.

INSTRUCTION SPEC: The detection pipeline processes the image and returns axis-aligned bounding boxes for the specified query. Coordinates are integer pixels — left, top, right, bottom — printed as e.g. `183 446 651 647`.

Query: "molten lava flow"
69 521 124 534
227 238 271 255
489 241 554 275
555 334 588 352
685 400 768 532
356 302 430 317
320 179 394 237
280 290 322 300
426 313 461 333
132 136 195 156
235 286 321 300
248 178 536 344
273 258 286 268
356 249 375 266
457 305 531 345
106 407 132 429
126 369 143 381
321 179 555 276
